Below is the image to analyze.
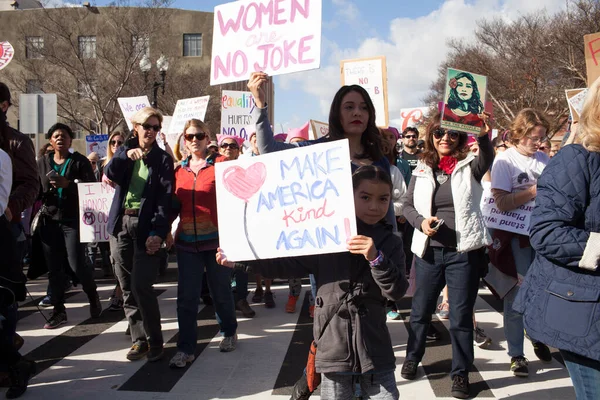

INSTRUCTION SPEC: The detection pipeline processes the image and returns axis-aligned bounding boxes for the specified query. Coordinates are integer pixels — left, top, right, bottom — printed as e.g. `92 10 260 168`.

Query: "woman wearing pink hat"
217 134 243 161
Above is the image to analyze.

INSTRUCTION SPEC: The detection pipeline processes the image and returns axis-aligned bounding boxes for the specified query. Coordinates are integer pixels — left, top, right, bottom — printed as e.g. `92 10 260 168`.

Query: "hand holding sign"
247 72 268 109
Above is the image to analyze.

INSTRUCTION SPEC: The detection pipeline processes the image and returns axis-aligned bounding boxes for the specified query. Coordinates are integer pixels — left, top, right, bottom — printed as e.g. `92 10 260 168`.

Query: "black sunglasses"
110 140 123 146
433 128 460 140
220 142 239 150
184 132 207 141
141 123 161 132
404 135 417 139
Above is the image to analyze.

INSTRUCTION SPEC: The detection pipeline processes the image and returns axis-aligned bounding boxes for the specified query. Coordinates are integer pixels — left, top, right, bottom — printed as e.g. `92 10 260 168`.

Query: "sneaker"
169 351 195 368
474 327 492 348
235 299 256 318
5 358 36 399
437 301 450 319
309 305 315 318
219 334 238 352
510 356 529 377
107 296 123 311
264 291 276 308
426 324 442 341
401 359 418 380
43 311 67 329
251 289 264 303
532 341 552 363
285 295 299 313
451 375 470 399
126 341 149 361
38 295 52 307
88 292 102 318
387 310 401 320
147 346 164 362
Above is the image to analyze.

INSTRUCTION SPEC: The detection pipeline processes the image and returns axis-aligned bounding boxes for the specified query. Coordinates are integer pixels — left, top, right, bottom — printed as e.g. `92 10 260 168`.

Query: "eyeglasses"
433 128 460 140
220 142 239 150
184 132 207 141
495 144 507 149
141 123 161 132
110 140 123 146
526 135 548 144
404 135 417 139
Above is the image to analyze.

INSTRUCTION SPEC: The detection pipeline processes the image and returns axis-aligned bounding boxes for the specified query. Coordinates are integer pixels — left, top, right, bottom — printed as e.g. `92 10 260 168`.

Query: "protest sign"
340 56 388 127
117 96 150 130
78 182 115 243
585 32 600 87
167 96 210 136
221 90 255 140
399 107 429 131
159 115 175 150
480 188 533 236
309 120 328 140
211 0 322 85
0 41 14 71
85 134 109 158
441 68 487 135
565 88 588 122
215 139 356 261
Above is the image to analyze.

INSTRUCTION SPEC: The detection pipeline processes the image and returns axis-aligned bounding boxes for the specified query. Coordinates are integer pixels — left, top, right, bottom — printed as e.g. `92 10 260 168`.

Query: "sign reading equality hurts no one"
78 182 116 243
210 0 322 85
215 140 357 262
221 90 255 140
340 56 389 128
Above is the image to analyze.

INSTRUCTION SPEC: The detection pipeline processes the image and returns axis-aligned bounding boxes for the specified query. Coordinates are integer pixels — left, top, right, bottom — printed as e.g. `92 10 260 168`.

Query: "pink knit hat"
466 136 478 147
216 134 244 147
274 133 288 142
286 121 310 142
384 127 400 140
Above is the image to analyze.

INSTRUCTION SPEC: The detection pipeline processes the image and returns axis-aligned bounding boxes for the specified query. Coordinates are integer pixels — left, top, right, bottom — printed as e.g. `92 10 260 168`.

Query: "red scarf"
438 156 458 175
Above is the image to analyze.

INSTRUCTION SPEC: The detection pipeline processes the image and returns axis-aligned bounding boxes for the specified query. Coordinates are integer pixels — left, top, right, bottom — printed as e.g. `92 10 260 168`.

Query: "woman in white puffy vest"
400 112 493 399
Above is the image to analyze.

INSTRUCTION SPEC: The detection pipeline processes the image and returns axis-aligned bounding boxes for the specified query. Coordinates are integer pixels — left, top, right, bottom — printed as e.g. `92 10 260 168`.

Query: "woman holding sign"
490 109 553 377
400 112 493 399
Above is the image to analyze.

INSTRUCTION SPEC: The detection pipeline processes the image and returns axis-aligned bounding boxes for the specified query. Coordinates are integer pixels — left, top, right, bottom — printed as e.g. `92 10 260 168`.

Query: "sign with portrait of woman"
440 68 487 135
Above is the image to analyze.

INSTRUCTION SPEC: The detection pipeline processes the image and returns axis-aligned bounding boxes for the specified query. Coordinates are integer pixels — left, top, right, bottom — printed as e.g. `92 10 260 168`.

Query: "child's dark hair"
352 165 393 193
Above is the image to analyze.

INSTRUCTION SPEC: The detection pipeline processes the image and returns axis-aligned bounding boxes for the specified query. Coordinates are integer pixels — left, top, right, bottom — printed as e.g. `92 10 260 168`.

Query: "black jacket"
105 137 174 249
237 219 408 374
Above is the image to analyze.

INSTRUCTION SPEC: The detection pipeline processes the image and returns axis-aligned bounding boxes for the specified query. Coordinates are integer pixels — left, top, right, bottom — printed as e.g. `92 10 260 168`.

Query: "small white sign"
168 96 210 136
117 96 150 130
481 188 533 236
85 134 109 158
78 182 116 243
221 90 255 140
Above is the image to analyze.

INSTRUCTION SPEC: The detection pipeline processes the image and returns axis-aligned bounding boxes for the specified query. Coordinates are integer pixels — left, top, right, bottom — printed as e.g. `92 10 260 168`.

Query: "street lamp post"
139 54 169 109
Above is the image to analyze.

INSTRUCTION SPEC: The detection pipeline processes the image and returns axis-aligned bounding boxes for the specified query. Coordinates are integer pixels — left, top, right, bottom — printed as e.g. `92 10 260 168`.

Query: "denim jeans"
176 248 237 355
321 372 399 400
406 246 482 378
232 269 248 303
503 238 534 358
561 350 600 400
110 215 163 348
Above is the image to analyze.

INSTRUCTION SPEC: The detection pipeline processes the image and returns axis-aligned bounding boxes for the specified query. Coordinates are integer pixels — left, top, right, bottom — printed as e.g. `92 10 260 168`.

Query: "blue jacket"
105 137 174 249
513 144 600 361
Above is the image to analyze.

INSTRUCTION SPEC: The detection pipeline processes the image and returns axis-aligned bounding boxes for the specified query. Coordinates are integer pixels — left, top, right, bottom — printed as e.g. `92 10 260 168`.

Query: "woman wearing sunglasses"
217 134 244 161
169 119 239 369
105 107 174 363
400 112 493 399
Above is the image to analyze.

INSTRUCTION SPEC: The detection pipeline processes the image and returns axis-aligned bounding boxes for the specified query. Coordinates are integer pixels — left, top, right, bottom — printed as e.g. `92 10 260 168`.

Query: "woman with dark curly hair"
400 112 493 399
443 72 485 129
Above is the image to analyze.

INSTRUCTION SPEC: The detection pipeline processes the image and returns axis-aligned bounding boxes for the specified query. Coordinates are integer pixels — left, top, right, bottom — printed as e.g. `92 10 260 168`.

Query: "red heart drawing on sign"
0 42 15 71
223 163 267 202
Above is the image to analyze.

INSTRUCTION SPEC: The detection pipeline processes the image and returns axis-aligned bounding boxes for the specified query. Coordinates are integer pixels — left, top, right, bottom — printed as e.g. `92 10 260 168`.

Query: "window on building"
78 36 96 59
26 80 43 94
183 34 202 57
132 34 150 59
25 36 44 59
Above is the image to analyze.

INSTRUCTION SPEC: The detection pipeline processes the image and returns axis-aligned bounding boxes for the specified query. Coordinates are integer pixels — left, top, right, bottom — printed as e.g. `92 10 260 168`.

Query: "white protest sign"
341 56 389 127
78 182 116 243
221 90 255 140
216 139 356 261
480 187 534 235
565 88 588 122
399 107 429 131
168 96 210 136
211 0 322 85
0 41 15 71
309 120 328 140
85 134 109 158
117 96 150 130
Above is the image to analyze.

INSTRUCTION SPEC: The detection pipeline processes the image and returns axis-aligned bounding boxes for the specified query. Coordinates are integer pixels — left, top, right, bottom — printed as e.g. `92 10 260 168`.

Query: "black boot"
88 291 102 318
6 358 36 399
290 373 312 400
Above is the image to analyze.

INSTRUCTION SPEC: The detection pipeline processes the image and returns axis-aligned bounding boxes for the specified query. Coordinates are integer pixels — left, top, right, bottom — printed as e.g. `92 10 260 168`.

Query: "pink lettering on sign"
589 38 600 66
253 35 314 71
358 77 368 85
213 50 249 80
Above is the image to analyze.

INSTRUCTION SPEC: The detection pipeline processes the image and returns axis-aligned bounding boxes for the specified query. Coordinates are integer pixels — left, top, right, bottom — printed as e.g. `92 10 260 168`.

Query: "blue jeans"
232 269 248 303
176 249 237 355
561 350 600 400
504 238 534 358
321 372 399 400
406 246 482 378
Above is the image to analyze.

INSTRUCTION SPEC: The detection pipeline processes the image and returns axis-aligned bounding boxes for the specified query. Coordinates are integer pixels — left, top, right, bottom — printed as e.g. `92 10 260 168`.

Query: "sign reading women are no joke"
215 140 356 261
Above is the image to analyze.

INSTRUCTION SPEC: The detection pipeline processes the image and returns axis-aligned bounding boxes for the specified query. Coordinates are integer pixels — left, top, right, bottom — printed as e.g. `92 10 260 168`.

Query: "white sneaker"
474 327 492 348
219 334 238 352
169 351 195 368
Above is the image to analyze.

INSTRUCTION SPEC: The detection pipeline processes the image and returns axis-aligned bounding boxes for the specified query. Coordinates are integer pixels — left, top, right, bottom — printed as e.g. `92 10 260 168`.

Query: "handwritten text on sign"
117 96 150 131
211 0 322 85
341 56 389 127
78 182 116 243
167 96 210 136
309 120 328 140
86 134 109 158
585 32 600 87
215 140 356 261
221 90 255 140
480 190 534 236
